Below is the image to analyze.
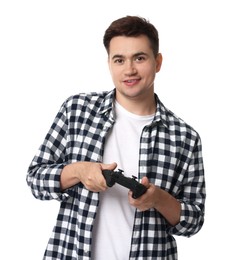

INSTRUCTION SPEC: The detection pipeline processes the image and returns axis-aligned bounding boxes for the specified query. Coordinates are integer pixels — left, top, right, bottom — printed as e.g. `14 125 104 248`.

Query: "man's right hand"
60 161 117 192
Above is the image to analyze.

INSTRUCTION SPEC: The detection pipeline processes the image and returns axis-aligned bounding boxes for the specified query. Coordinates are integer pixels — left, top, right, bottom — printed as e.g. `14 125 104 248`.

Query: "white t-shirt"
92 101 154 260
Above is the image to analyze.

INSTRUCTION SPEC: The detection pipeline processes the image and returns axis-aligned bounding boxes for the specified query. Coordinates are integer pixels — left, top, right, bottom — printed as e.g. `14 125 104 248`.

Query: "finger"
100 162 117 171
141 176 150 188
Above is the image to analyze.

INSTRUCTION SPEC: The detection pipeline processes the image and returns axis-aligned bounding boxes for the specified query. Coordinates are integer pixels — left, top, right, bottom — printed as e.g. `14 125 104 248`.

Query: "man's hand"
78 162 117 192
128 176 181 226
128 176 155 211
60 161 117 192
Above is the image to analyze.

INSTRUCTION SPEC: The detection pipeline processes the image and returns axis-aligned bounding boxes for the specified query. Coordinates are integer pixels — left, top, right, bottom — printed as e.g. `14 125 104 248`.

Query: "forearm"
26 163 66 201
60 162 82 190
153 187 181 226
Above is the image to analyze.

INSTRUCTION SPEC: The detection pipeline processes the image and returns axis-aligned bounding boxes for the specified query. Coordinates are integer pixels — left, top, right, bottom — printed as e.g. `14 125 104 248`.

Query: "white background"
1 0 231 259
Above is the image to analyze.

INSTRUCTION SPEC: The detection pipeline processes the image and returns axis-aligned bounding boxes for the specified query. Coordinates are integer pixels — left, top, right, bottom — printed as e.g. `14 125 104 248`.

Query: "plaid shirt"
27 89 205 260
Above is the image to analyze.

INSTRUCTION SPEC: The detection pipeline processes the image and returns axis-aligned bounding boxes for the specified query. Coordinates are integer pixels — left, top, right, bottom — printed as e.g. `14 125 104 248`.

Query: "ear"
155 53 163 72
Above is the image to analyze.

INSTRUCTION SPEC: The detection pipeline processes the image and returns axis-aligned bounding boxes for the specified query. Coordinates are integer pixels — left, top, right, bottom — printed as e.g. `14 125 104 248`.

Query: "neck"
115 91 156 116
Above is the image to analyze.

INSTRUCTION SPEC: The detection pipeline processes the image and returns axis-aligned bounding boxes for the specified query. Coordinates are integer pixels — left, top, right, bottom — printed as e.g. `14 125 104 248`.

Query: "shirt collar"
98 89 169 129
152 94 169 129
97 89 116 115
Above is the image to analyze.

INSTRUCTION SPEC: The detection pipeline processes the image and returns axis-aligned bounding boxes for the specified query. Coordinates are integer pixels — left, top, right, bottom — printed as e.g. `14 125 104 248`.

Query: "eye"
114 58 124 64
135 56 146 62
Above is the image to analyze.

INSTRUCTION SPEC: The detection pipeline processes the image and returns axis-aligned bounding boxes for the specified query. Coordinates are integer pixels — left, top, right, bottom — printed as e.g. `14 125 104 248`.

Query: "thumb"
141 176 150 188
101 162 117 171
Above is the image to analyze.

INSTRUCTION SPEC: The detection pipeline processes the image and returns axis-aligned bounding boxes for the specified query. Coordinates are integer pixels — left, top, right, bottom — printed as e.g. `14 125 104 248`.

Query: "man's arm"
60 162 117 192
128 177 181 226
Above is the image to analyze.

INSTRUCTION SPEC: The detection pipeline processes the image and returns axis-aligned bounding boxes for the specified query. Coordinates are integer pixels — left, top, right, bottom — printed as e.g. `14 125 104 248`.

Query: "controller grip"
102 169 115 187
132 184 147 199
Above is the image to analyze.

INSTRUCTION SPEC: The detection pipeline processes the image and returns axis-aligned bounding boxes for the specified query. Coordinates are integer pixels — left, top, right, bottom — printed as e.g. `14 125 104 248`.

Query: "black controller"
102 169 147 199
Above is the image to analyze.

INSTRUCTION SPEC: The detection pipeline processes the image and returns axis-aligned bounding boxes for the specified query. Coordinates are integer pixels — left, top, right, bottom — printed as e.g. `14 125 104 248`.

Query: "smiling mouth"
125 79 135 83
124 79 140 83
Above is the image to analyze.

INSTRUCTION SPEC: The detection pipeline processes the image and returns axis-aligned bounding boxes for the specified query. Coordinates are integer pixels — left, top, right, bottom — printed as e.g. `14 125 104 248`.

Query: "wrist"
60 163 81 190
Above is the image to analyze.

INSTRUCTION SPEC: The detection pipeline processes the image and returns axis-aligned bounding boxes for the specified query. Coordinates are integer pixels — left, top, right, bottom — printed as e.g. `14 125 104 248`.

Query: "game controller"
102 169 147 199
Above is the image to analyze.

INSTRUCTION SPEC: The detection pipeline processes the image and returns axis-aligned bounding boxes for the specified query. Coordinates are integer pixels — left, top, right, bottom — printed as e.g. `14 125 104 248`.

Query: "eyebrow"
111 52 148 60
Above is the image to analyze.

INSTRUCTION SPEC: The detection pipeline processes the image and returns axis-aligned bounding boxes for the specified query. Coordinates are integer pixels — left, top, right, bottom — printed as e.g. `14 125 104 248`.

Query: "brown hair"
103 16 159 56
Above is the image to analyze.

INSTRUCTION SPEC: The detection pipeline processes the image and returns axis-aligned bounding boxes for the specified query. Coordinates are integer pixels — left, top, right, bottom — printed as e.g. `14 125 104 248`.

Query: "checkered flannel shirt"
27 89 206 260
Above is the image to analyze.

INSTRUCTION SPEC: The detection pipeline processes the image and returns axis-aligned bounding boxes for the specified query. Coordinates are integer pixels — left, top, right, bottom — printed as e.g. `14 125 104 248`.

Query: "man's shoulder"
63 90 114 109
157 97 200 139
68 90 111 102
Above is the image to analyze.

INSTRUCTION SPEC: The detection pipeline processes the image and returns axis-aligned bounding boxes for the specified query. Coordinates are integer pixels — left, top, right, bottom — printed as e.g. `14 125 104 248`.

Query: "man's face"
108 35 162 103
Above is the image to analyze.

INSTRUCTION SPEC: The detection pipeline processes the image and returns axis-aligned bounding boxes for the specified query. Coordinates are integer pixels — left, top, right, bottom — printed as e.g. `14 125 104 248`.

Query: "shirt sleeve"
167 135 206 237
26 99 70 201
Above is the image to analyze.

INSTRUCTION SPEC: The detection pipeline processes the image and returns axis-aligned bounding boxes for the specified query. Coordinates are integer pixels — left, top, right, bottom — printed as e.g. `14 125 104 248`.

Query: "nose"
124 61 137 76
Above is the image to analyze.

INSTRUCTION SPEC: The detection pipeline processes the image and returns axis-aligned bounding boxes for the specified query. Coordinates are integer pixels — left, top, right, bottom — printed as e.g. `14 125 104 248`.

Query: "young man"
27 16 206 259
